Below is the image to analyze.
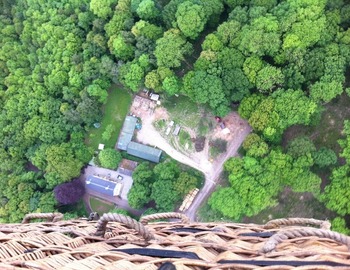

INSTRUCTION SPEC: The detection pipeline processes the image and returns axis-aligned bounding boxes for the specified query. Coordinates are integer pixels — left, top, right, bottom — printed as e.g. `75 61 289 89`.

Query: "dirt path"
185 124 252 221
137 111 252 221
137 114 213 175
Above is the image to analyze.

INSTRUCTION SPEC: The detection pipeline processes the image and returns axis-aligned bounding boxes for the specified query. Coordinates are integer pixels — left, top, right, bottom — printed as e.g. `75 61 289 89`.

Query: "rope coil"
261 227 350 253
140 212 189 225
94 213 155 241
22 213 63 224
264 218 331 230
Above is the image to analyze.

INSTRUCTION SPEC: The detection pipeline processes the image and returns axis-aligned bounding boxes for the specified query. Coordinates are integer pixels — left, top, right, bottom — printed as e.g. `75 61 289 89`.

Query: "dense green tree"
243 133 269 158
322 165 350 216
119 62 144 91
45 143 83 185
136 0 160 21
162 75 181 95
313 147 337 168
154 29 193 68
90 0 118 19
175 1 207 39
256 65 284 93
128 184 151 209
111 33 135 61
98 149 122 169
174 172 199 196
287 137 316 159
151 180 179 211
102 124 115 141
153 161 180 181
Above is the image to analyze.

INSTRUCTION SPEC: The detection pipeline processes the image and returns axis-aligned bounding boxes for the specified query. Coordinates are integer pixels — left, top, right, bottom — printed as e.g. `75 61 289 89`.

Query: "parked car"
117 175 123 180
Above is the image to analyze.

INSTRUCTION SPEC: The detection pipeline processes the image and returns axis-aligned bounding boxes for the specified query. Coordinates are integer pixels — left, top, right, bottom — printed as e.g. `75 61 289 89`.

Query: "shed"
150 93 160 101
86 175 119 196
117 116 137 150
126 142 162 163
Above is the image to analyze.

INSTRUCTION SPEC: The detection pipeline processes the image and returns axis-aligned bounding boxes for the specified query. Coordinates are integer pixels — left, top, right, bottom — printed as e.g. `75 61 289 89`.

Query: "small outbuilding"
150 93 160 101
126 142 162 163
173 125 181 136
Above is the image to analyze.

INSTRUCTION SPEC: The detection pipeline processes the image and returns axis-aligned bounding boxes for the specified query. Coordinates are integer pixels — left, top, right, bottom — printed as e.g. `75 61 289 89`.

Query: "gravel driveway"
137 111 251 221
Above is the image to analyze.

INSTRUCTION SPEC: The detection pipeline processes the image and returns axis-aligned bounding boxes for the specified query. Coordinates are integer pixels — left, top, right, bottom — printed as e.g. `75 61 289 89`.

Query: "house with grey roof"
117 116 137 150
126 141 162 163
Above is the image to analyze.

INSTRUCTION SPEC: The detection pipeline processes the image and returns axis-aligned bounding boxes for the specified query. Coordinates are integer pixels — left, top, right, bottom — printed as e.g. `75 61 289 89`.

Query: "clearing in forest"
86 86 132 149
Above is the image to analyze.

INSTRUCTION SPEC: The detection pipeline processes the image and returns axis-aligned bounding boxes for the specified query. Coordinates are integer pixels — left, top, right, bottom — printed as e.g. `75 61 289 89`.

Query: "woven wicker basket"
0 212 349 269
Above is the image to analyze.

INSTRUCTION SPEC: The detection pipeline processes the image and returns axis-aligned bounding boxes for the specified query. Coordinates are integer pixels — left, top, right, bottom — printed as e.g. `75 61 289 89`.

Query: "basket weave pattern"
0 213 349 269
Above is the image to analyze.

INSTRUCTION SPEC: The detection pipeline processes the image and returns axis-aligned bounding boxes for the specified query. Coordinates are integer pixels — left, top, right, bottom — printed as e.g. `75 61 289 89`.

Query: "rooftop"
127 142 162 163
117 116 137 150
86 175 117 197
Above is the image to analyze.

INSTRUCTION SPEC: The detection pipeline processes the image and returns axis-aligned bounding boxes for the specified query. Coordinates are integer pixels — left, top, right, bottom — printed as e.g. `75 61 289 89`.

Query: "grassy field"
86 85 132 149
89 197 115 216
162 95 204 129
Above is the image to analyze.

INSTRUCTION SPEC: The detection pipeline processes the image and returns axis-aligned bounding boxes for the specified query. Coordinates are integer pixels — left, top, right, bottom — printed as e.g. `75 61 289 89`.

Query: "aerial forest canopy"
0 0 349 223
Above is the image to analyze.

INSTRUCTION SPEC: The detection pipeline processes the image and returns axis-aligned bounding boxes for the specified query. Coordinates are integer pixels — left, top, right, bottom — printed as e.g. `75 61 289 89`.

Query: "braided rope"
22 213 64 224
94 213 155 241
264 218 331 230
261 227 350 253
140 212 189 225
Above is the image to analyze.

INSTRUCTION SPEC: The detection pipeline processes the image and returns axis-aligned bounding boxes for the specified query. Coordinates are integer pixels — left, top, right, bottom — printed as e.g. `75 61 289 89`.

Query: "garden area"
89 197 115 216
86 85 132 149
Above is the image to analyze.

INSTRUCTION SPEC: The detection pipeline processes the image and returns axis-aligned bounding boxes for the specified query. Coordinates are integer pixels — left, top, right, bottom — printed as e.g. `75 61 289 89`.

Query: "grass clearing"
86 85 132 149
179 130 192 147
89 197 115 216
283 93 350 155
163 96 203 129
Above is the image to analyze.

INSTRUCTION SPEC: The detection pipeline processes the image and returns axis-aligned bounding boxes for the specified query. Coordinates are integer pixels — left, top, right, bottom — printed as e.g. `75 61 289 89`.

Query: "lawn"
162 95 206 130
89 197 115 216
86 85 132 149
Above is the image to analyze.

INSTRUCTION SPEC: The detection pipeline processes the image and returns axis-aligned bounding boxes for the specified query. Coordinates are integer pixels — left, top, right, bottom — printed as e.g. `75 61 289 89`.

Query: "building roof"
86 175 117 196
117 116 137 150
126 142 162 163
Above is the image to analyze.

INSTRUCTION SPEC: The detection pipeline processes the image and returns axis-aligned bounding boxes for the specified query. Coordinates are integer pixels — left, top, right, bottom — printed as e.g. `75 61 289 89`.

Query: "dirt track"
137 110 251 221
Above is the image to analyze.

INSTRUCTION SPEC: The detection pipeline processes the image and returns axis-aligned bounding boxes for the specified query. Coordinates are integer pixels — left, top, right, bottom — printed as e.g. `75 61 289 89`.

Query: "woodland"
0 0 349 230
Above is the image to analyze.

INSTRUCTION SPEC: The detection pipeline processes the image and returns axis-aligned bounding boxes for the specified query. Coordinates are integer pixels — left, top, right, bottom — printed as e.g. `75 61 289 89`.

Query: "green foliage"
119 62 144 91
322 165 350 216
109 208 131 216
98 149 122 169
102 124 115 141
313 147 337 168
210 148 322 220
137 0 160 20
128 160 201 211
256 65 284 93
287 137 316 159
151 180 179 212
112 34 135 61
90 0 118 19
162 76 181 95
331 217 350 235
174 172 199 196
175 1 207 39
155 28 193 68
154 161 180 181
242 133 269 158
